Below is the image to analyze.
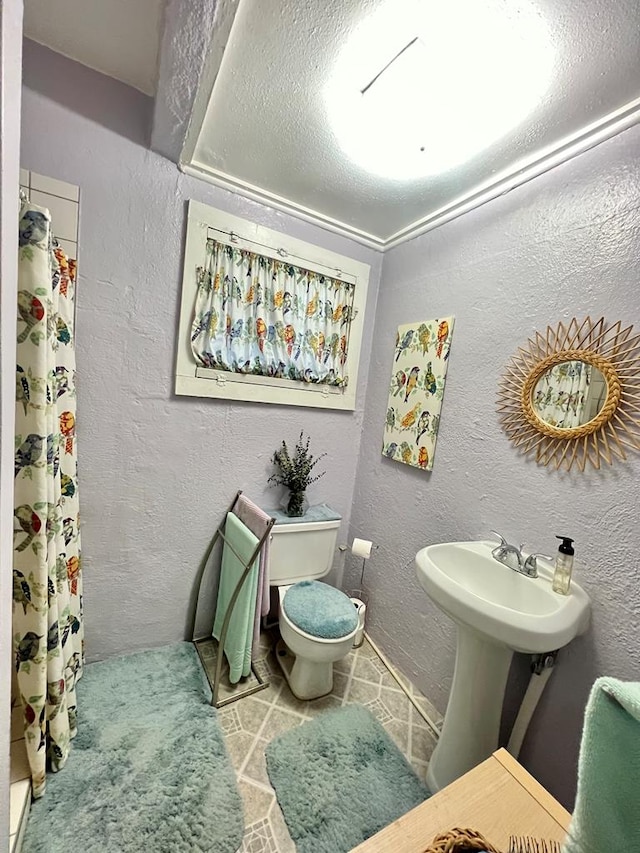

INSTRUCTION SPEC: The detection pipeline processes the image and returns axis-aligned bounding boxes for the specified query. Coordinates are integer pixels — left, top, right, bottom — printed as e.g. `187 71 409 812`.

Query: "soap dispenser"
552 536 575 595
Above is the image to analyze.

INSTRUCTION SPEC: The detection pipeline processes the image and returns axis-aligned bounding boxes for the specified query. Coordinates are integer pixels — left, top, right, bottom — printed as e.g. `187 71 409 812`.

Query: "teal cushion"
283 581 358 639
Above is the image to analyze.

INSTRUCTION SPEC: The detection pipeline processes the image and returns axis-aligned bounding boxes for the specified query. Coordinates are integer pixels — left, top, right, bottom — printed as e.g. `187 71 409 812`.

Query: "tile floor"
204 631 443 852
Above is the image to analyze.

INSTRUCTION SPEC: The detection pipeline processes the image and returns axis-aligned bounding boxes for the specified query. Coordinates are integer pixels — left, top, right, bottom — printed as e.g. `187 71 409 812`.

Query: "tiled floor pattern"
203 633 443 852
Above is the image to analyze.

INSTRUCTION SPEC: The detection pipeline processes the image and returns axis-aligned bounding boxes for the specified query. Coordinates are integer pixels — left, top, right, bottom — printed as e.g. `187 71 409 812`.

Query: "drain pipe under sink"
507 650 558 759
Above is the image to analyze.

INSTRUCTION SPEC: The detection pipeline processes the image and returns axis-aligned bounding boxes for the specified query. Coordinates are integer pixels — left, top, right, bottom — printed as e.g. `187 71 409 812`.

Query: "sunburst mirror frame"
497 317 640 471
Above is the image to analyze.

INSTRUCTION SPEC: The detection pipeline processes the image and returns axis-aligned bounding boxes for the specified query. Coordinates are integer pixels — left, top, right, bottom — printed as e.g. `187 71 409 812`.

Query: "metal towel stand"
189 490 275 708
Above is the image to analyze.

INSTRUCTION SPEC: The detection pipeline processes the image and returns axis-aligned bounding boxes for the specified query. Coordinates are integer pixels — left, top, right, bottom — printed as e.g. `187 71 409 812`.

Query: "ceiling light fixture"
324 0 554 181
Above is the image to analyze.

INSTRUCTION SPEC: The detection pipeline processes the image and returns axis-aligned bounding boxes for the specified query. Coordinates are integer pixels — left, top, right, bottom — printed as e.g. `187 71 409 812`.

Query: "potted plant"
268 431 326 517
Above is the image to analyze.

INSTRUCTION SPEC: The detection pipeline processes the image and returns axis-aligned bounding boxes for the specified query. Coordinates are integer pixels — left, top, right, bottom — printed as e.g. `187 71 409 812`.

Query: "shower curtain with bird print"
13 201 83 798
532 360 592 428
191 238 355 386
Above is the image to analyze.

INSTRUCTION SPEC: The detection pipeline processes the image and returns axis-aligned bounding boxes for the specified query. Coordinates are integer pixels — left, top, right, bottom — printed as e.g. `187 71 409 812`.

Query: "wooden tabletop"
352 749 571 852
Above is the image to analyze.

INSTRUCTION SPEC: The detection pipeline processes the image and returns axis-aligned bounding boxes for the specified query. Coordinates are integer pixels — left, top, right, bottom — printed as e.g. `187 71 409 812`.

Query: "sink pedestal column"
426 624 513 793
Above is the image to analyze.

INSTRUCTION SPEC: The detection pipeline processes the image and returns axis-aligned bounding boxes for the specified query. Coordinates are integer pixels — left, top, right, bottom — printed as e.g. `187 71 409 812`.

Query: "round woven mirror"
497 317 640 471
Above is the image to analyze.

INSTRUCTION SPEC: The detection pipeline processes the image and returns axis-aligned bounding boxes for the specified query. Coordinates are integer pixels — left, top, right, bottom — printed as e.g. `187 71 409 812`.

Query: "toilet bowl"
264 504 357 700
277 583 358 700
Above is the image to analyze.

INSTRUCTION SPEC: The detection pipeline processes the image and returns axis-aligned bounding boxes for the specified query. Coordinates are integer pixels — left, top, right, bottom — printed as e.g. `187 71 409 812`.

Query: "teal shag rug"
265 703 429 852
23 643 244 853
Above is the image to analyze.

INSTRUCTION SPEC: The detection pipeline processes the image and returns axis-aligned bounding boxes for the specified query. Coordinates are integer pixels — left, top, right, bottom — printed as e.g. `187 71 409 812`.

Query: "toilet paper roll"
352 538 373 559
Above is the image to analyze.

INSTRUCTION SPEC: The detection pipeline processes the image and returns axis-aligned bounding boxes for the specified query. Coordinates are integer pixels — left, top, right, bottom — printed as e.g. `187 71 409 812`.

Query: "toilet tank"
264 504 342 586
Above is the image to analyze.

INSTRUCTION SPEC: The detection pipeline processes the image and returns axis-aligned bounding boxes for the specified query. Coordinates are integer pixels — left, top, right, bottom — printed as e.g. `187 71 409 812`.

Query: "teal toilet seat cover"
283 581 358 639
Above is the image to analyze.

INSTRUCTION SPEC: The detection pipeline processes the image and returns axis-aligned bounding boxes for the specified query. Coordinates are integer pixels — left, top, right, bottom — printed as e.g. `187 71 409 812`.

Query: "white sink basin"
415 540 590 653
415 540 591 793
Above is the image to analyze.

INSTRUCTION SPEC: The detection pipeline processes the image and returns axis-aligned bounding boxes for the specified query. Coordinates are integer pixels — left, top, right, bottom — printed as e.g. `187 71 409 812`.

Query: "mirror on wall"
531 361 608 429
497 317 640 471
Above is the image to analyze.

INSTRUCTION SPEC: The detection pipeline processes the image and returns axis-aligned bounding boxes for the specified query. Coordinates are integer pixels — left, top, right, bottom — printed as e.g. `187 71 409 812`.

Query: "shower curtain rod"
205 225 357 284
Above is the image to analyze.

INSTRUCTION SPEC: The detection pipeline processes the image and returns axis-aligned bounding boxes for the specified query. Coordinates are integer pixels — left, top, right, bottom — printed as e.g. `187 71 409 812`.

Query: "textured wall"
22 39 152 148
346 123 640 808
20 44 382 664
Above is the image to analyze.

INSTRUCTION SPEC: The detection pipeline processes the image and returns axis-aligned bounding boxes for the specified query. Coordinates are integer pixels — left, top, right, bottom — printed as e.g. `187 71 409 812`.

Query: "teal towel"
562 677 640 853
213 512 259 684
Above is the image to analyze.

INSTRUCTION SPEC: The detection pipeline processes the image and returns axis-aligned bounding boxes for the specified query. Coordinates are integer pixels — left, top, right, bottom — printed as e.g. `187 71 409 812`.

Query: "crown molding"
384 94 640 249
182 94 640 253
179 162 386 250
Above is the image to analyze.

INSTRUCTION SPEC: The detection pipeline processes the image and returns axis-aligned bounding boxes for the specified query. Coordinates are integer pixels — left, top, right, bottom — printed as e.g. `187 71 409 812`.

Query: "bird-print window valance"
191 239 356 387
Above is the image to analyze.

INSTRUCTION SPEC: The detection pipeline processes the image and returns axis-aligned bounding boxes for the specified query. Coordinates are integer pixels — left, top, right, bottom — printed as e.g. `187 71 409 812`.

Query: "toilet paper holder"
349 595 367 649
346 539 376 649
338 539 378 596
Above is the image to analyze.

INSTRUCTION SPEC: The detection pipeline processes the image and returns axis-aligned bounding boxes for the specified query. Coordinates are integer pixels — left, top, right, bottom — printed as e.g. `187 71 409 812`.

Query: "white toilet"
268 506 358 700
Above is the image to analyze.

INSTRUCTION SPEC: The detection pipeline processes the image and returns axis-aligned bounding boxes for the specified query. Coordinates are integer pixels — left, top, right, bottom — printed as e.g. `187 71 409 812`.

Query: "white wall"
1 3 24 848
347 122 640 808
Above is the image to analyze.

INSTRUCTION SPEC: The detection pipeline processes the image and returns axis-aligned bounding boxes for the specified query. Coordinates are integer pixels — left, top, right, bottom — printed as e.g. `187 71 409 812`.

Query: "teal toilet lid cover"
283 581 358 639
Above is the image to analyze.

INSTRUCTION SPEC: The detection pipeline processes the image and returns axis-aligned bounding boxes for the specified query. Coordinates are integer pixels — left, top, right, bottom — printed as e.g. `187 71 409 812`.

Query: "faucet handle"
525 553 553 565
490 530 507 546
523 553 553 574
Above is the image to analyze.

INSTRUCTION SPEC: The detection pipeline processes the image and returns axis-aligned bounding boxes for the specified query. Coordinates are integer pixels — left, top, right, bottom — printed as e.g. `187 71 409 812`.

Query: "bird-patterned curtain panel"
14 202 83 799
191 239 355 386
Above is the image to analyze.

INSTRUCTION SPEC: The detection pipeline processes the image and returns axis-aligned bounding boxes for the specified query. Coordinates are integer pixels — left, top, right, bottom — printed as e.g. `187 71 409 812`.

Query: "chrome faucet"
490 531 525 572
490 531 551 578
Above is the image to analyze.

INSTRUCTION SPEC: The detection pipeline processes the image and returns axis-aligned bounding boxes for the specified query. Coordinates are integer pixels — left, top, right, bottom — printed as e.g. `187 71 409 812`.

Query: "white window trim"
175 200 370 410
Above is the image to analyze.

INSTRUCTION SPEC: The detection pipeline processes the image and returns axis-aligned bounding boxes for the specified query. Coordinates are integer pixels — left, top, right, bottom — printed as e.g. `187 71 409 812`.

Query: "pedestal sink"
415 540 590 792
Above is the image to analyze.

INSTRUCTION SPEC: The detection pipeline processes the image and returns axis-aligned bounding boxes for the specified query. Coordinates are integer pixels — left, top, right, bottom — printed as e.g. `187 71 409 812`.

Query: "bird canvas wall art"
382 317 454 471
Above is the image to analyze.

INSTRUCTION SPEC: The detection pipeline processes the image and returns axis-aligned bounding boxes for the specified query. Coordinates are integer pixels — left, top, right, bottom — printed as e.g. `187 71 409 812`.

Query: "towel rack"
189 491 275 708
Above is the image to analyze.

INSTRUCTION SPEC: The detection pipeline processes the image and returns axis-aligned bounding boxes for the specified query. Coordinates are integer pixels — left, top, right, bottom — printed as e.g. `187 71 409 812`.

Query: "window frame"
175 200 370 410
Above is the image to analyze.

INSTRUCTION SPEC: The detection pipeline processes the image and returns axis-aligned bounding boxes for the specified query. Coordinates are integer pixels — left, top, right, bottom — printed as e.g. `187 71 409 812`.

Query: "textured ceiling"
24 0 164 95
23 0 640 246
188 0 640 246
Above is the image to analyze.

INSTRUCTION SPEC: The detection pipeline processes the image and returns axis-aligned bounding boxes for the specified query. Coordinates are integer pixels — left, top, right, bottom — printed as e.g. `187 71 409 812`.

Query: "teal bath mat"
23 643 244 853
265 703 429 852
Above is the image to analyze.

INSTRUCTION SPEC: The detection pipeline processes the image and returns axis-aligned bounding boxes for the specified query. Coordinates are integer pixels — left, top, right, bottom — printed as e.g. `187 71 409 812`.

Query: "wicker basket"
423 828 560 853
424 827 501 853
